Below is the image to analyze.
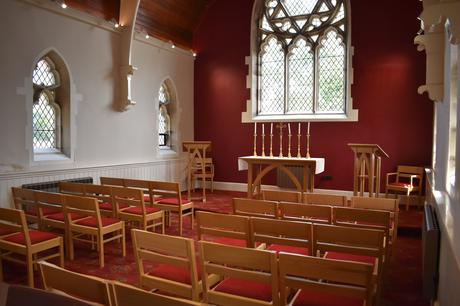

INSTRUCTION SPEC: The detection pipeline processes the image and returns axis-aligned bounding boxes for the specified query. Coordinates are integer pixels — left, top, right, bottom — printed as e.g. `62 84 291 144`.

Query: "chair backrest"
196 211 251 247
111 281 202 306
351 196 398 212
333 206 391 239
63 194 100 225
199 241 279 306
123 179 151 200
278 253 374 306
232 198 278 218
131 229 200 300
397 165 424 177
111 186 145 213
84 184 113 206
59 182 86 196
39 261 112 306
262 190 301 203
150 181 182 202
303 193 347 206
250 217 312 254
313 224 385 262
0 207 27 240
11 187 36 213
35 191 64 219
279 202 332 224
100 177 125 187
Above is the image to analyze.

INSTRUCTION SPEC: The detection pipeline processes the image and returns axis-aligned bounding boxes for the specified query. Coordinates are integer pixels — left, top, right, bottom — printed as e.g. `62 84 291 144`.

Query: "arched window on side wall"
255 0 350 119
158 83 172 148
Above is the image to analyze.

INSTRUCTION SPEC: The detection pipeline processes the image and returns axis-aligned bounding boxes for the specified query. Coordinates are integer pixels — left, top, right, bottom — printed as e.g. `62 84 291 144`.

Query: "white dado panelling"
0 159 187 208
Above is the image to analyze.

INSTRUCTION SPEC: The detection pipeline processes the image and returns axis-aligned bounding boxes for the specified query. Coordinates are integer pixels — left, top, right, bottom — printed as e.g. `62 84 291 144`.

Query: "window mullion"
313 44 319 114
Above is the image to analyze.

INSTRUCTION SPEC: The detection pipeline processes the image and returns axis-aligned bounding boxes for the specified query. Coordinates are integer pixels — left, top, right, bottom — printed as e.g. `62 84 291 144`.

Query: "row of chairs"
132 225 377 306
233 197 397 254
262 190 348 206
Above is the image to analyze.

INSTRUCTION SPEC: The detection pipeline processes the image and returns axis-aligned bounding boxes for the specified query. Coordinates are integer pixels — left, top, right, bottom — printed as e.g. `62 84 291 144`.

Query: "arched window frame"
158 82 172 149
242 0 358 122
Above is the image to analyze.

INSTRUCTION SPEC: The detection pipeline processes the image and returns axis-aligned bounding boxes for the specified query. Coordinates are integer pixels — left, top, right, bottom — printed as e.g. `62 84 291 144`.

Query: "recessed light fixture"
61 2 67 9
171 43 176 49
145 34 150 39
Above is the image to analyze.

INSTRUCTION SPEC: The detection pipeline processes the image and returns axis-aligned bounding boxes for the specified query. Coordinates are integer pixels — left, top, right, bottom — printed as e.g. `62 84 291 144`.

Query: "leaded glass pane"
259 37 285 114
159 84 169 105
159 111 167 146
288 38 314 113
317 31 345 113
33 93 56 149
33 59 56 87
283 0 317 16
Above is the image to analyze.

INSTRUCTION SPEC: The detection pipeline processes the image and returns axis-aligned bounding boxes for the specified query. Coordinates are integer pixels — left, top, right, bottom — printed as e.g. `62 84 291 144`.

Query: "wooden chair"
196 211 251 248
11 187 58 225
278 252 374 306
0 208 63 287
232 198 278 219
199 241 279 306
191 157 215 192
151 181 193 236
385 165 424 210
279 201 332 224
112 186 164 233
131 229 201 301
303 192 347 206
351 196 399 246
100 177 125 187
39 260 112 305
112 281 203 306
84 184 116 217
262 190 301 203
63 194 125 268
123 178 153 204
250 217 312 256
59 182 86 196
333 206 392 256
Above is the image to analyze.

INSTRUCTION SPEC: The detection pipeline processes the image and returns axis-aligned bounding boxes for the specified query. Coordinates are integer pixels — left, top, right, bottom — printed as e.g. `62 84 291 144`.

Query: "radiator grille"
21 177 93 193
422 204 440 300
277 165 303 188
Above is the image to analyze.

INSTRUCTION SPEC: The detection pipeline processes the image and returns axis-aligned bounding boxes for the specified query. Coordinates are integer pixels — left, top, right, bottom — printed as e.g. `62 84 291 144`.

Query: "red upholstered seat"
144 195 151 202
388 182 412 188
3 230 58 245
45 212 86 222
211 237 247 248
324 252 376 265
25 207 60 216
0 226 18 237
292 289 364 306
214 278 273 302
157 197 190 205
121 206 161 215
75 217 120 228
99 202 114 211
267 244 309 256
147 263 201 285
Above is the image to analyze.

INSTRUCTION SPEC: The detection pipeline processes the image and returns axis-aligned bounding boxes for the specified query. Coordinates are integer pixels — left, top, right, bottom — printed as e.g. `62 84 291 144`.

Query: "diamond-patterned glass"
33 59 56 87
317 31 345 113
287 38 314 113
283 0 318 16
158 84 169 105
259 37 285 114
33 93 57 149
158 111 167 146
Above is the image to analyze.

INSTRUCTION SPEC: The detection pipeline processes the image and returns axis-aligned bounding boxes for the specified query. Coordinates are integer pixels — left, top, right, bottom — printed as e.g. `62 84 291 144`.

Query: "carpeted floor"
2 190 430 306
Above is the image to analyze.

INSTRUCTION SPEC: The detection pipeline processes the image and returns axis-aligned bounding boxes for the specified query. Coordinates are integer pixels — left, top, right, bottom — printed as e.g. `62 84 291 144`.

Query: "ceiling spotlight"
192 52 197 57
145 34 150 39
114 23 119 28
61 2 67 9
171 43 176 49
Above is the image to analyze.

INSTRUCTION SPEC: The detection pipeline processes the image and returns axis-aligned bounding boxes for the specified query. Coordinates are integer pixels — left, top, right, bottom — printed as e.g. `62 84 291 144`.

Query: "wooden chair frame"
64 194 126 268
83 184 116 217
303 193 347 206
123 179 153 204
232 198 279 219
59 182 86 196
279 202 332 224
262 190 301 203
199 241 279 306
0 208 63 287
196 211 251 247
39 260 112 305
131 229 201 301
385 165 424 210
151 181 193 236
278 252 374 306
100 177 125 187
191 157 214 192
11 187 39 224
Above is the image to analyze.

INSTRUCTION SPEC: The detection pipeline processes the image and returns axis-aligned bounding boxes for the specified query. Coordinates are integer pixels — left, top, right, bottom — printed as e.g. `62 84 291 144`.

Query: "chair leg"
161 213 165 234
406 190 410 211
98 235 104 268
27 252 34 287
121 227 126 257
191 208 194 229
179 212 183 236
69 231 75 261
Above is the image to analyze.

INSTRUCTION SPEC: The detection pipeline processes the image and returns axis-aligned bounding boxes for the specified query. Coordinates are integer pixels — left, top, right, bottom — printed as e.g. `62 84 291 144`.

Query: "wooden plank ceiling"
64 0 212 50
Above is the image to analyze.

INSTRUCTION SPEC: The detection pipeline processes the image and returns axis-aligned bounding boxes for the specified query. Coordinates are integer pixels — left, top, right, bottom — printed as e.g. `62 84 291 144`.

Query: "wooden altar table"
238 156 325 198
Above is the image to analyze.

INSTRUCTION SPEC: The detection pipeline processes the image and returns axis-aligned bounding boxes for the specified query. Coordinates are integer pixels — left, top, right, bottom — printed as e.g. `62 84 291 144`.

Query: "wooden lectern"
348 144 389 197
183 141 212 202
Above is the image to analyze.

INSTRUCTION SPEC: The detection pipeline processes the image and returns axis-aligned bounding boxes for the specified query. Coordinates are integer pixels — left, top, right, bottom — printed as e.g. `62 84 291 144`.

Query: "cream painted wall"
0 0 194 175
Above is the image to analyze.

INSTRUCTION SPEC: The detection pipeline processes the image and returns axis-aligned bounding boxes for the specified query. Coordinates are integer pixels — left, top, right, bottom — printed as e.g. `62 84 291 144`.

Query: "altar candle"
298 122 301 134
288 123 291 134
270 122 273 135
307 122 310 135
254 121 257 134
262 123 264 135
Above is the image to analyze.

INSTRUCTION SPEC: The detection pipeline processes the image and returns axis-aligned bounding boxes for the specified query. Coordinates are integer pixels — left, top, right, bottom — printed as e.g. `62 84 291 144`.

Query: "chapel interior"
0 0 459 306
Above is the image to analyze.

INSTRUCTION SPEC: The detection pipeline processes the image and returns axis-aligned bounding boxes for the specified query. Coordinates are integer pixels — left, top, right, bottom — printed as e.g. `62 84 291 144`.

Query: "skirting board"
199 180 423 205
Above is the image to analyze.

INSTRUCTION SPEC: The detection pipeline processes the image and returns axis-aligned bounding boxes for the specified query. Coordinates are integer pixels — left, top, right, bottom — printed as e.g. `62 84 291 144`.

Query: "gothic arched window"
257 0 348 116
158 83 171 147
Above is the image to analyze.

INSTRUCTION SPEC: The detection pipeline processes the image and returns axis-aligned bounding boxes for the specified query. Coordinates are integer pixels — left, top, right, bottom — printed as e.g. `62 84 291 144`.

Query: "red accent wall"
193 0 433 191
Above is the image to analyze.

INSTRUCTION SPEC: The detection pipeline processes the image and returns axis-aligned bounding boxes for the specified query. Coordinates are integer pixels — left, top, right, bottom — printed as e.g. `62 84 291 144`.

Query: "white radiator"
422 204 440 301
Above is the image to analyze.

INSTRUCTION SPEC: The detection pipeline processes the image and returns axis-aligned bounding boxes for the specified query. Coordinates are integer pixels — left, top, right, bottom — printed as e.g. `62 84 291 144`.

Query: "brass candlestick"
297 123 301 158
306 122 311 159
276 123 286 157
261 125 266 157
269 133 273 157
253 125 257 157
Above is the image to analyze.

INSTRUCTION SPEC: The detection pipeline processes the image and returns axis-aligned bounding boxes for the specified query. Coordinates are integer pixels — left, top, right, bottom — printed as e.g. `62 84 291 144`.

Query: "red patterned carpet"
2 190 430 306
